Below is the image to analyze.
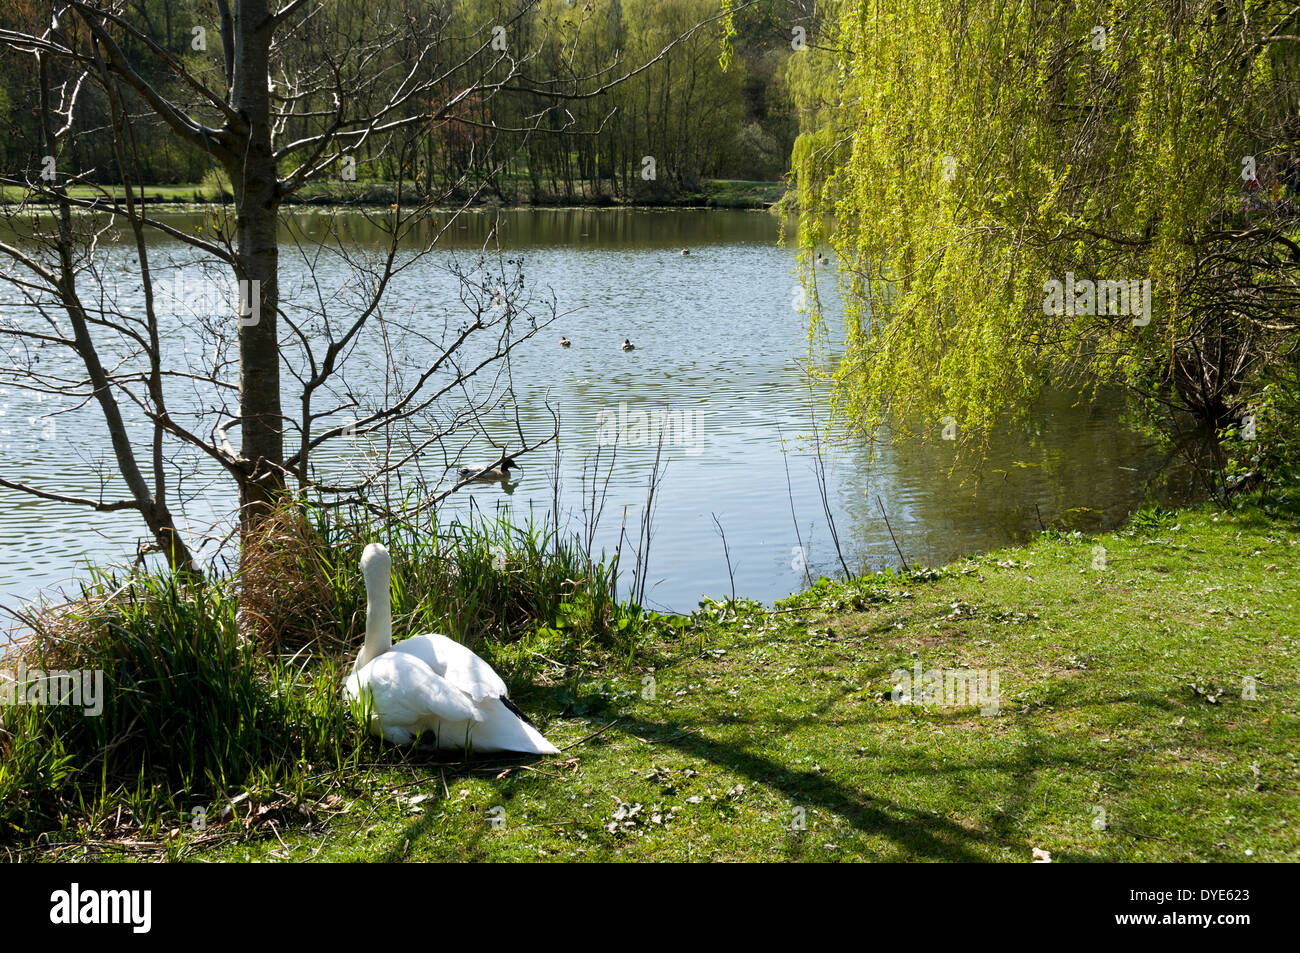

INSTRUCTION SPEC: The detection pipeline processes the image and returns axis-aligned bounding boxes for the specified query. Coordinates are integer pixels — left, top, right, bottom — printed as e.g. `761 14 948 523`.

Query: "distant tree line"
0 0 801 201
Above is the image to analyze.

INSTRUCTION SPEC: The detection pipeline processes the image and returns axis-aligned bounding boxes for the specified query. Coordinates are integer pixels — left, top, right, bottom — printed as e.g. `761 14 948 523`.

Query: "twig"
778 424 814 589
633 729 696 744
560 717 622 751
712 513 737 603
810 415 852 579
633 431 667 606
877 496 910 571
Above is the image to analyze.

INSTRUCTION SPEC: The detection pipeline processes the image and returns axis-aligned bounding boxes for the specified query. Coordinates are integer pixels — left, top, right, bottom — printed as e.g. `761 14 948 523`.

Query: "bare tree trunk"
229 0 285 534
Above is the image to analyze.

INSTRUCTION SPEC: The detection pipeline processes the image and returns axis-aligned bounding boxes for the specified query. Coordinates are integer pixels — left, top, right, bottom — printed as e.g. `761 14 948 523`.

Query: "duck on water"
457 456 521 482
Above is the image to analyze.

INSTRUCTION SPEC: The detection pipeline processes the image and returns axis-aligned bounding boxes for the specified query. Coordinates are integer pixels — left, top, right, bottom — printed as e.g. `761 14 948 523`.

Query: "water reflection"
0 209 1183 612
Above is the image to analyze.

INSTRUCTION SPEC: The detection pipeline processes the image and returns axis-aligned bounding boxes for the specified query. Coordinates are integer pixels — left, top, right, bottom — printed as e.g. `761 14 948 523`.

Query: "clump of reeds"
237 503 361 654
0 570 363 847
0 485 667 850
298 496 632 657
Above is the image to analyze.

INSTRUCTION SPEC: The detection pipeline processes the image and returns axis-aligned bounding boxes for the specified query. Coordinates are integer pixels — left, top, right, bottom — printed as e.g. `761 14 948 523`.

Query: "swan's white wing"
346 643 559 754
348 651 483 739
468 696 562 755
393 633 508 701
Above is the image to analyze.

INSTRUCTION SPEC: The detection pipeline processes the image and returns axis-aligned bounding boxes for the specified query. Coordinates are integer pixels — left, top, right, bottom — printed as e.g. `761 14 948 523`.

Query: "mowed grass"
174 499 1299 862
704 179 787 208
0 184 212 203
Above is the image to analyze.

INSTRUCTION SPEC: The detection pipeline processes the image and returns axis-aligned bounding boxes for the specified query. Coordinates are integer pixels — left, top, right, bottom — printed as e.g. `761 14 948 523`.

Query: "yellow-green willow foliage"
791 0 1299 448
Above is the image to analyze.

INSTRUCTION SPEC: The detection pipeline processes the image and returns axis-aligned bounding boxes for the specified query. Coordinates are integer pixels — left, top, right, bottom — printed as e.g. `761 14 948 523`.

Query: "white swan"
344 543 559 754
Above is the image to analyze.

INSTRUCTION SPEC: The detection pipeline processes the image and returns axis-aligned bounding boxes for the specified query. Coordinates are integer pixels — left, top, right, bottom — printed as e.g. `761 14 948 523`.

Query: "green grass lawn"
0 184 213 203
164 499 1298 863
704 178 787 208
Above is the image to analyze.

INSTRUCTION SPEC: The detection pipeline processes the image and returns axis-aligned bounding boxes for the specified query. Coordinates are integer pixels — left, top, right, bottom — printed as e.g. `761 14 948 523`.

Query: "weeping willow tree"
789 0 1300 481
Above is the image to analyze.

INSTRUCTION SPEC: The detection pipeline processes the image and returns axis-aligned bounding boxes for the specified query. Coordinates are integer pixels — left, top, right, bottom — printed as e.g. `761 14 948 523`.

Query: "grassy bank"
0 502 669 854
0 179 788 211
6 495 1295 861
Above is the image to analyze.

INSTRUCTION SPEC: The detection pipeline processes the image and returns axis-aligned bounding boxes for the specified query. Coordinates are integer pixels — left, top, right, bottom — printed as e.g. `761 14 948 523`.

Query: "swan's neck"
360 574 392 668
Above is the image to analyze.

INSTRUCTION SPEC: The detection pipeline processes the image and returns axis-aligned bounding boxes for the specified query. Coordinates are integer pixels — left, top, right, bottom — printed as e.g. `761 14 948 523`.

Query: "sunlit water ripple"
0 208 1176 617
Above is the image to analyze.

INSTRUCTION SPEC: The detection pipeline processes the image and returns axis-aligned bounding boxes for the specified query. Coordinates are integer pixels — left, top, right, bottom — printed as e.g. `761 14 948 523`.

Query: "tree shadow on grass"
374 690 1009 862
369 671 1203 862
369 750 548 862
588 708 1014 860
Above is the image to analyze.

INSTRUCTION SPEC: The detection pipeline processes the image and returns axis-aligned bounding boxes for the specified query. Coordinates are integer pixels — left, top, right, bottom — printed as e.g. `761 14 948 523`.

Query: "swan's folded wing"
358 652 484 725
394 633 508 701
471 696 561 755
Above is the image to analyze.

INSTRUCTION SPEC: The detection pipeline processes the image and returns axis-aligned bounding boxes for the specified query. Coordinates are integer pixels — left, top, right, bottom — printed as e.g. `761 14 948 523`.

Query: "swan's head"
360 543 391 592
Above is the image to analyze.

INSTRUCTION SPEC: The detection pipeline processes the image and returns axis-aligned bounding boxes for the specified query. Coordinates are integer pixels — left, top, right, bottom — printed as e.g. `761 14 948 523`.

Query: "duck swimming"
621 338 635 351
457 456 520 481
559 337 571 347
680 248 690 256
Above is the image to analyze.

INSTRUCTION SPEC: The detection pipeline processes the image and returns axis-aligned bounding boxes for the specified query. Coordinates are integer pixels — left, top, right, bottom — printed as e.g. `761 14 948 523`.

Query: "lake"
0 207 1179 616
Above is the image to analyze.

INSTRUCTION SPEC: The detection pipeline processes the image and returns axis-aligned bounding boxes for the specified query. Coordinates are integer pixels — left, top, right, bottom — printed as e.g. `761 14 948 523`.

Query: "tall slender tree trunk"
229 0 285 535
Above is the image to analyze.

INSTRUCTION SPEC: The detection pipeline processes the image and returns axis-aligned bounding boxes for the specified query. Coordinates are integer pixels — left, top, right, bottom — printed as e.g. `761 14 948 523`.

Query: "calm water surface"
0 208 1176 615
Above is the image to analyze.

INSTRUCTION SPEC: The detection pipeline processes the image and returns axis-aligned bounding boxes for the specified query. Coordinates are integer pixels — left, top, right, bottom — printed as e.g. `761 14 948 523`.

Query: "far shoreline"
0 179 791 213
